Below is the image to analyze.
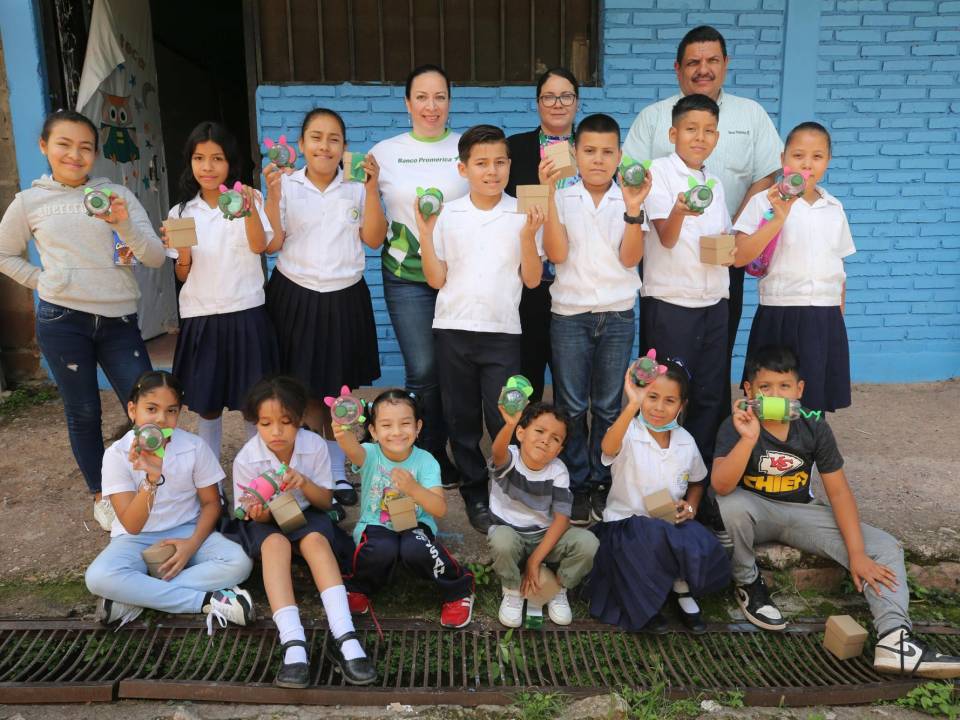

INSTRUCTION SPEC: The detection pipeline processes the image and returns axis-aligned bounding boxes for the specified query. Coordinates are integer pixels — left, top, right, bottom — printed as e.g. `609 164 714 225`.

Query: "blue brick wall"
256 0 959 384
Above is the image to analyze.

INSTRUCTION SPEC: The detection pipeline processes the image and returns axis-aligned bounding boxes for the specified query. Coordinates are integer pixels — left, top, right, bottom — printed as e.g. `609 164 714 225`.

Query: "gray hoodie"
0 175 165 317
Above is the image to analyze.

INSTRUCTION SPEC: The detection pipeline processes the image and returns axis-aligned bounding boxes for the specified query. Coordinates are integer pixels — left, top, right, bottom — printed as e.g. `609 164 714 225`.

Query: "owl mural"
99 92 140 164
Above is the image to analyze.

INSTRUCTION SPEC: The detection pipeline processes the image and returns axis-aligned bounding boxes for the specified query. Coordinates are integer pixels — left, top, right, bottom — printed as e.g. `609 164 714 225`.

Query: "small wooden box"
823 615 868 660
343 151 367 183
544 141 578 179
269 493 307 533
524 565 562 606
386 495 418 531
644 488 677 522
516 185 550 214
163 217 198 248
700 234 736 265
142 542 176 578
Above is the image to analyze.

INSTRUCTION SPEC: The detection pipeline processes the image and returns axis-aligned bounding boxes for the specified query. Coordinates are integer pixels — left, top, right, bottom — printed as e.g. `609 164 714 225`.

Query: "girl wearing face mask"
587 359 731 634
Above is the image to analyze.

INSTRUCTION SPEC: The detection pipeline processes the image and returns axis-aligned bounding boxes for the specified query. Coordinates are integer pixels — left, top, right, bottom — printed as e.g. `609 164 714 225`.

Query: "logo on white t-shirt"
758 451 804 476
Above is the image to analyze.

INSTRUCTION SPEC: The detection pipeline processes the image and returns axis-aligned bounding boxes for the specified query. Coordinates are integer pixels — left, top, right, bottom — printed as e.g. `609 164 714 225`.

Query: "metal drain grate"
1 619 957 706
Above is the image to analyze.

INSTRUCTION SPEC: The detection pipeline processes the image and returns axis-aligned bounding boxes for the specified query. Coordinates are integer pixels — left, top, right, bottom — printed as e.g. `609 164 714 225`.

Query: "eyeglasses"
538 93 577 108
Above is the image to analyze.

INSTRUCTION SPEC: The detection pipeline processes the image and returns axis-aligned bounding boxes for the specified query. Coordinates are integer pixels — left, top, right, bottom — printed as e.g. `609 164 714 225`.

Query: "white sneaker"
95 596 143 627
498 587 524 628
547 587 572 626
203 586 255 634
874 627 960 679
93 499 116 531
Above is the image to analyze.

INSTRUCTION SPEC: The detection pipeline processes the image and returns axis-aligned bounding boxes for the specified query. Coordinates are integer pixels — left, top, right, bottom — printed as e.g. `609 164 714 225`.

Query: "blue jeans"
381 271 447 457
34 300 152 494
550 310 636 492
85 522 253 614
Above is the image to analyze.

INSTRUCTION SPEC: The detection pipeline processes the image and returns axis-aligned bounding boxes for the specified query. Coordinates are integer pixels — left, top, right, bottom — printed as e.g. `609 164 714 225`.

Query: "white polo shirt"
102 428 225 537
734 186 855 307
432 194 541 334
601 419 706 523
276 168 366 293
550 182 645 316
623 91 783 217
642 153 732 308
232 428 333 513
166 194 272 318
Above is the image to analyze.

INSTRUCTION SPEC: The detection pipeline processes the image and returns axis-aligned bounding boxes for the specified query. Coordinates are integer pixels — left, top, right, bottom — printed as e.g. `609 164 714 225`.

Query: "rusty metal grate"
0 619 957 706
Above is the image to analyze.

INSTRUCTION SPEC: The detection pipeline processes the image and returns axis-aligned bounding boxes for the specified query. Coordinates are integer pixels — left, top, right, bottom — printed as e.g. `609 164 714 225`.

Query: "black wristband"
623 210 645 225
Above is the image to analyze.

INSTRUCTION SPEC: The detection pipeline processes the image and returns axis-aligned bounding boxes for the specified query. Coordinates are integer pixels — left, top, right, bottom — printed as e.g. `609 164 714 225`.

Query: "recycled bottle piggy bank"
738 396 802 422
417 187 444 218
619 156 651 187
745 209 779 278
324 385 365 428
684 178 715 213
234 464 288 518
83 187 114 216
217 182 251 220
629 349 667 387
134 423 174 458
263 135 297 169
498 375 534 415
777 168 809 199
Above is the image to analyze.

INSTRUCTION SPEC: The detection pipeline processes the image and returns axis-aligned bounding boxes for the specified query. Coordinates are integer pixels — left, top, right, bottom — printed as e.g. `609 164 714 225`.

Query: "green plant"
512 690 569 720
466 561 493 587
618 683 699 720
897 682 960 718
719 689 745 708
491 628 527 683
0 384 58 419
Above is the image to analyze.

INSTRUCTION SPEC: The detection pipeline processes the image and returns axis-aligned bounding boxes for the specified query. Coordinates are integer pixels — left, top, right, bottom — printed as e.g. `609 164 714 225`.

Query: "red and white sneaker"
440 595 474 628
347 592 370 615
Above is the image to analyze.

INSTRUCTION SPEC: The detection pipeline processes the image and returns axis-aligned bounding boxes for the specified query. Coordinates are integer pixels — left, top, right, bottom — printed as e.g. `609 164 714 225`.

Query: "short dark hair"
300 108 346 139
535 66 579 98
242 375 308 425
367 388 422 425
41 109 99 151
743 345 802 383
405 64 451 99
458 124 508 163
129 370 184 406
518 402 572 441
676 25 727 66
671 93 720 125
785 121 832 155
574 113 620 145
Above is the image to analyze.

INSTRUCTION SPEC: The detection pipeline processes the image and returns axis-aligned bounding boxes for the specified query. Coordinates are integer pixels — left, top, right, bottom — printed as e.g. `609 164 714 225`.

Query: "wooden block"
700 234 736 265
643 488 677 522
386 495 418 531
162 217 198 248
142 542 176 578
823 615 868 660
269 493 307 533
343 151 367 183
544 141 578 179
516 185 550 214
523 565 562 606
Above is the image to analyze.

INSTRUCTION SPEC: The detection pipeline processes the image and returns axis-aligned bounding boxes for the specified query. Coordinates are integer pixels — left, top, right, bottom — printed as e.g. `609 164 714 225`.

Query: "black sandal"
274 639 310 688
324 630 377 685
674 591 707 634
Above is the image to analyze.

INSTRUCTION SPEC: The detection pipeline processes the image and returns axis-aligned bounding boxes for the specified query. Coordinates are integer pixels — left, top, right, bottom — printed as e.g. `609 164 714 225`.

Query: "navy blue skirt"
744 305 850 412
172 306 278 415
587 516 731 632
266 271 381 398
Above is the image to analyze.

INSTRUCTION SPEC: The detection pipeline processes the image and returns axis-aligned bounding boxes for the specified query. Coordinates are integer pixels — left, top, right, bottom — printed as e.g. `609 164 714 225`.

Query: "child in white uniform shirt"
733 122 855 412
416 125 545 534
542 113 652 525
164 122 277 459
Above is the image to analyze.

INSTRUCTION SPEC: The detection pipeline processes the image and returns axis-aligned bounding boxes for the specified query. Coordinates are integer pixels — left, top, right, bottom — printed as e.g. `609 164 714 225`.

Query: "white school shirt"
550 182 646 316
275 168 366 293
641 153 733 308
165 193 272 318
432 194 542 334
101 428 225 538
734 186 855 307
600 420 707 523
623 91 783 218
232 428 333 513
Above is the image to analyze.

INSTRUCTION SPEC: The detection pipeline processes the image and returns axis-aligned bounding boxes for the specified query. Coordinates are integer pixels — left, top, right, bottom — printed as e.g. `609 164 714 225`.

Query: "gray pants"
488 525 599 591
716 488 910 636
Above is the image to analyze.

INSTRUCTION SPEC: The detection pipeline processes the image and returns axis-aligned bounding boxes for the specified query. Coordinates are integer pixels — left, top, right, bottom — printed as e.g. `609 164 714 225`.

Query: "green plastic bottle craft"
738 395 804 422
683 176 716 213
499 375 534 415
83 187 114 216
134 424 175 458
619 156 652 187
417 187 444 218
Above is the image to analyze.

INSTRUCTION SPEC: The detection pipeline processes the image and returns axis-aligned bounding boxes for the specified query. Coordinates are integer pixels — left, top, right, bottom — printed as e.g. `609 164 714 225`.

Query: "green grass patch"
0 384 58 420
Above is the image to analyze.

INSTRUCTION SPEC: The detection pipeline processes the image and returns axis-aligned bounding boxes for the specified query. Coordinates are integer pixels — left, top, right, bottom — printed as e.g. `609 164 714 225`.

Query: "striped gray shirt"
488 446 573 533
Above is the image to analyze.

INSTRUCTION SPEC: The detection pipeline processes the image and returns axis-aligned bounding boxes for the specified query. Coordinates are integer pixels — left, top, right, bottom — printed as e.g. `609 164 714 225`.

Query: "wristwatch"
623 210 645 225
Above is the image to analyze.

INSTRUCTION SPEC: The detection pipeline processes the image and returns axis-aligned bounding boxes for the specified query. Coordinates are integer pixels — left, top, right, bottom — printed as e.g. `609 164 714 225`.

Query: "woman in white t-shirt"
163 122 278 460
370 64 469 489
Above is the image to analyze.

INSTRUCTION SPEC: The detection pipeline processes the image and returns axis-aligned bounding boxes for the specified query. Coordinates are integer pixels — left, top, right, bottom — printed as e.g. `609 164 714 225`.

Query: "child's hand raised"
767 185 798 222
498 403 523 427
731 399 760 443
622 368 648 407
523 205 546 234
619 167 652 213
128 442 163 479
361 154 380 187
412 198 440 237
262 163 286 203
390 467 418 496
537 156 562 186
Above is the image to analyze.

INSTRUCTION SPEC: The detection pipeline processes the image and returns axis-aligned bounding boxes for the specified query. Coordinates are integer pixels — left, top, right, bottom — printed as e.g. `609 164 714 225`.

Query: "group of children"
3 84 957 689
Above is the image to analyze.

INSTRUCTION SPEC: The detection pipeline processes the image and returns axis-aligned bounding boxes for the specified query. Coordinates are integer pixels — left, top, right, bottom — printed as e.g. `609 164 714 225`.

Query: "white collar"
668 151 708 179
574 180 622 210
288 167 345 194
246 430 303 465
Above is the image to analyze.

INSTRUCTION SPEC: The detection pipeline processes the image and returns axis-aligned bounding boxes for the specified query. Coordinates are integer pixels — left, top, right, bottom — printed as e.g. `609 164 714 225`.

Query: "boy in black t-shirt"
712 345 960 679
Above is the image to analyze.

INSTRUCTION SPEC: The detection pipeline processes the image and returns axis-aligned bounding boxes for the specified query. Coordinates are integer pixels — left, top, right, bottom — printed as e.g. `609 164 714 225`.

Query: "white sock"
272 605 308 664
244 421 257 441
673 579 700 614
197 416 223 461
320 585 365 660
325 440 347 483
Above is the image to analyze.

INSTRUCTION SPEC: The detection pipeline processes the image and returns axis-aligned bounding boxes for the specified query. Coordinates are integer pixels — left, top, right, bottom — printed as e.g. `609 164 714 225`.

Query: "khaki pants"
488 524 599 590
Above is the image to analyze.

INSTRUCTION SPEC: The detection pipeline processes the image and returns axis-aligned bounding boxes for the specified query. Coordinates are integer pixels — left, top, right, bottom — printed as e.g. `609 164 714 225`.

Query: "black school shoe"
874 627 960 679
465 502 492 534
275 639 310 688
570 492 591 526
333 479 359 506
588 485 609 523
643 612 670 635
674 593 707 634
324 631 377 685
735 574 787 631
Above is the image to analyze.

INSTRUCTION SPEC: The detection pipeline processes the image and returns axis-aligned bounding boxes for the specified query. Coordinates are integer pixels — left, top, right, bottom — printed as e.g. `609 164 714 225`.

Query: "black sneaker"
735 574 786 631
588 485 609 523
438 453 461 490
643 612 670 635
465 502 492 534
570 492 591 526
874 627 960 679
334 478 358 506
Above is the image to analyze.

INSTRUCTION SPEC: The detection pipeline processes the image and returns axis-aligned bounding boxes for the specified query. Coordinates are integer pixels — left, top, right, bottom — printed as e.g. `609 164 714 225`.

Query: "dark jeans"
35 300 151 494
519 280 553 403
381 271 448 459
723 266 745 420
434 329 522 507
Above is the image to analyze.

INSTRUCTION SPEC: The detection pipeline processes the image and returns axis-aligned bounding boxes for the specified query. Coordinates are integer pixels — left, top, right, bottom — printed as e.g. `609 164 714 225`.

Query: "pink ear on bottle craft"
218 184 228 193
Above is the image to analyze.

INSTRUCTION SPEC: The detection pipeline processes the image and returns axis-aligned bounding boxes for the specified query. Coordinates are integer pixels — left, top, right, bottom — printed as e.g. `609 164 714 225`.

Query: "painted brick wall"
256 0 959 385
